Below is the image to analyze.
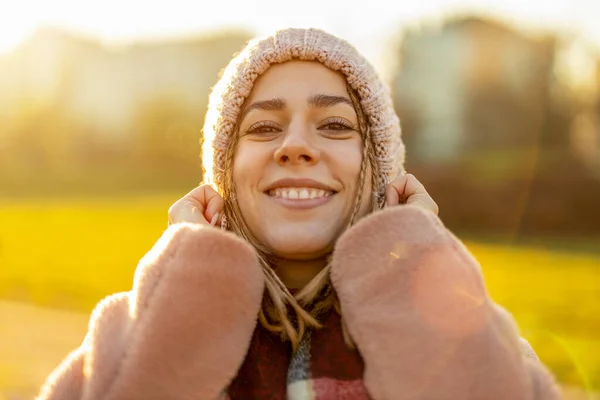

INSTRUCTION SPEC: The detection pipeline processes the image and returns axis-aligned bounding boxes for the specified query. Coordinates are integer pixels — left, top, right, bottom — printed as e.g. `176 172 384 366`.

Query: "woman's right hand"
168 185 224 226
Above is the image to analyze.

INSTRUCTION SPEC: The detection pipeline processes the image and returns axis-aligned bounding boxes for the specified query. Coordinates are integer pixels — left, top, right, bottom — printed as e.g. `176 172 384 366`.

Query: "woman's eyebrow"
241 94 353 119
241 98 286 119
308 94 353 108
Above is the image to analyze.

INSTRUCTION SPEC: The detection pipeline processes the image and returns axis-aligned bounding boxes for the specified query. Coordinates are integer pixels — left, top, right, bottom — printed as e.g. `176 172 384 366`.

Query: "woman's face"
233 60 372 260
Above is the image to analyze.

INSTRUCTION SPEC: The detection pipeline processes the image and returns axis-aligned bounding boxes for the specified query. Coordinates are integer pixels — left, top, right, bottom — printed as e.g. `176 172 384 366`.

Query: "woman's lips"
268 187 334 199
265 189 335 209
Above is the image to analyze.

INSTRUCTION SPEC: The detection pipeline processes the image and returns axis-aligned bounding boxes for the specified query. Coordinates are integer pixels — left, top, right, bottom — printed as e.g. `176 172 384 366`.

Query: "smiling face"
231 60 373 261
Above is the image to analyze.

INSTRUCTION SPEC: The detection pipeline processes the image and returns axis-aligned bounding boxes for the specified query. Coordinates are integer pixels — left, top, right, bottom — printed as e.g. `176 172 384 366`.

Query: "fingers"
204 190 225 226
168 185 225 226
385 174 412 206
402 174 427 201
385 183 401 208
386 174 439 215
168 200 206 226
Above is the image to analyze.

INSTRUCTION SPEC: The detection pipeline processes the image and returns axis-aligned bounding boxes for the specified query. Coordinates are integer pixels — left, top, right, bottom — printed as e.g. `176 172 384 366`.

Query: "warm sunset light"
0 29 31 54
0 4 38 54
1 0 600 67
1 1 599 399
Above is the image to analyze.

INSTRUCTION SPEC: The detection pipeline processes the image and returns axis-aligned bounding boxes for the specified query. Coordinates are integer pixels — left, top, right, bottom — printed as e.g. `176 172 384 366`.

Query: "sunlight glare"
0 4 38 54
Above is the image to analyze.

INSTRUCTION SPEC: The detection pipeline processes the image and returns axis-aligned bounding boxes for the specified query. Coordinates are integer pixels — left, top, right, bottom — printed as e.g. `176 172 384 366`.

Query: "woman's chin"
265 236 335 261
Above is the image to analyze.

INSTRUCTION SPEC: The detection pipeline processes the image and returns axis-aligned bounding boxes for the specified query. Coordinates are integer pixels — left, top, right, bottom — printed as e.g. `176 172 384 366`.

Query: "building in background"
393 16 557 163
392 16 600 234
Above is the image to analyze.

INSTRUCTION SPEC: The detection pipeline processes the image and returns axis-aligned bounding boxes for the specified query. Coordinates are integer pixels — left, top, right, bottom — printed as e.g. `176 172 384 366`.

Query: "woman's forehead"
247 60 348 101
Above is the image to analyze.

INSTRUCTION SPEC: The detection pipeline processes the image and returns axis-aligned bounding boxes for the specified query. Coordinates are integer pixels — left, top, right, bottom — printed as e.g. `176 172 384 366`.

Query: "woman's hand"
385 173 439 215
168 185 225 226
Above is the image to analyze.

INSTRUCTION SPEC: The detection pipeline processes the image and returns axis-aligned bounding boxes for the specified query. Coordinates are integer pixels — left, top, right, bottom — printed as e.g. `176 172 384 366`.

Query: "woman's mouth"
265 187 336 209
267 187 335 199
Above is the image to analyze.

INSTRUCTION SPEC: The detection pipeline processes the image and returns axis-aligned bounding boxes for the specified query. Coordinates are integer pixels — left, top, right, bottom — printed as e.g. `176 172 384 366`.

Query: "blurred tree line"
0 28 252 195
0 96 204 194
0 18 599 236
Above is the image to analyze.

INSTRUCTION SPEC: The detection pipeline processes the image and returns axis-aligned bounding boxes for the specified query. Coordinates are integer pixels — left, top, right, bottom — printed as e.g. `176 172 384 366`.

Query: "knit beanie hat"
202 27 405 194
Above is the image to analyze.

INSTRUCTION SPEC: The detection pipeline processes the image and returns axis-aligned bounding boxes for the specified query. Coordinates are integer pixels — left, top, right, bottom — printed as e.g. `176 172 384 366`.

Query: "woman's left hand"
385 173 439 215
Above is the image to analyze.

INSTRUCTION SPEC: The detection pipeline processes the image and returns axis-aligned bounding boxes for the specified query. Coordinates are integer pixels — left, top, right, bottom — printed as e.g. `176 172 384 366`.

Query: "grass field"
0 194 599 398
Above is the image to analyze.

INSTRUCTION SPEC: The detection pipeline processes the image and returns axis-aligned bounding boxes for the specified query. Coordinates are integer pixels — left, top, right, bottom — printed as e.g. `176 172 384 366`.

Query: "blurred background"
0 0 599 399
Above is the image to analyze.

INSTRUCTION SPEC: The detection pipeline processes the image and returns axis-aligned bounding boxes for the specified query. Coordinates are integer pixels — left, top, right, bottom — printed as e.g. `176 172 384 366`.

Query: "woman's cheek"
233 141 265 186
333 140 364 180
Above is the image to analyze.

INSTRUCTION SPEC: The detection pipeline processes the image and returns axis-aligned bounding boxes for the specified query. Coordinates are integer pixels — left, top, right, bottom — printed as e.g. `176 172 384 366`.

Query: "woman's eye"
251 126 279 134
319 118 356 133
245 122 281 135
322 122 351 130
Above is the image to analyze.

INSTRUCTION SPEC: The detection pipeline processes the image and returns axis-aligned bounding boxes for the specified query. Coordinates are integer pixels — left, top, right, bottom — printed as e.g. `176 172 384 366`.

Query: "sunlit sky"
1 0 600 74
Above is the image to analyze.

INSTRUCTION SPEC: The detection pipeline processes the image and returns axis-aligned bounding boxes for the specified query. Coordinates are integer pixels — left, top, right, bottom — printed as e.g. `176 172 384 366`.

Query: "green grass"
466 241 600 391
0 195 599 393
0 195 176 309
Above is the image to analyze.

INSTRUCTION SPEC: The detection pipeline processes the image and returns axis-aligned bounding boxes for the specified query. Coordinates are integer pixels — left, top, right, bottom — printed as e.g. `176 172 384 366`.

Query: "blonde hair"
219 83 383 350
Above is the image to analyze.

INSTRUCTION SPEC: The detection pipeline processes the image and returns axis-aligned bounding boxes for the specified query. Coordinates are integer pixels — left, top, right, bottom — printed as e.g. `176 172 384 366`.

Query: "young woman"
37 28 561 400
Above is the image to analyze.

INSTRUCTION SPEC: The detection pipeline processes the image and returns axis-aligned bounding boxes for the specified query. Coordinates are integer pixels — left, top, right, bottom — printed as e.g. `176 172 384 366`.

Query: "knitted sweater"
36 206 562 400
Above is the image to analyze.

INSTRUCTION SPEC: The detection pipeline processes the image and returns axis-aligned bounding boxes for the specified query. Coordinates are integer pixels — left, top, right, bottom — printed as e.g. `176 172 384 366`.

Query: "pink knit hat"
202 27 405 195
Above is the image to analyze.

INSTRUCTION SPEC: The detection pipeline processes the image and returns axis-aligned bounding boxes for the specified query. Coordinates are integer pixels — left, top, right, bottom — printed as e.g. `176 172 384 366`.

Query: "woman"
37 28 561 400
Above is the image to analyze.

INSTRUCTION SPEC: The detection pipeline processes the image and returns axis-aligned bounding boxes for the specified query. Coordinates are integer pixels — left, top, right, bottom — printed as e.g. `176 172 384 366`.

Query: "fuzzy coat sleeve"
36 223 264 400
330 205 562 400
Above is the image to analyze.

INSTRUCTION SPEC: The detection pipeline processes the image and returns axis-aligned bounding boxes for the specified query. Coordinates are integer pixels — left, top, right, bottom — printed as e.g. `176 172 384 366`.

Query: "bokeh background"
1 1 599 399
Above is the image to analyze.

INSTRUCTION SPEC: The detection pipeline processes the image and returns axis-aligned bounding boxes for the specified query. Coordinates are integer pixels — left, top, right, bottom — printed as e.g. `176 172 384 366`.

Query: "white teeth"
268 187 334 199
299 189 310 199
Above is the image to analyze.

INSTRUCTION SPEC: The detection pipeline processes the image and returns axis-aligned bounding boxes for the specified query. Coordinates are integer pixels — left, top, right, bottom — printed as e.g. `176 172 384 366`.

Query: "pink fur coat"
36 206 562 400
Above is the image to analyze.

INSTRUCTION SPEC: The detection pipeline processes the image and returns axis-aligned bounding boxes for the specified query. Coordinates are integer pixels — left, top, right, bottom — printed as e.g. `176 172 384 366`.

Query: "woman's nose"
273 123 320 166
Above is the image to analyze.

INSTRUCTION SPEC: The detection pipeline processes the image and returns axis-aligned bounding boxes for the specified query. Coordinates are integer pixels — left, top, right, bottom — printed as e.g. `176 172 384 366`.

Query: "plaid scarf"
227 311 371 399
